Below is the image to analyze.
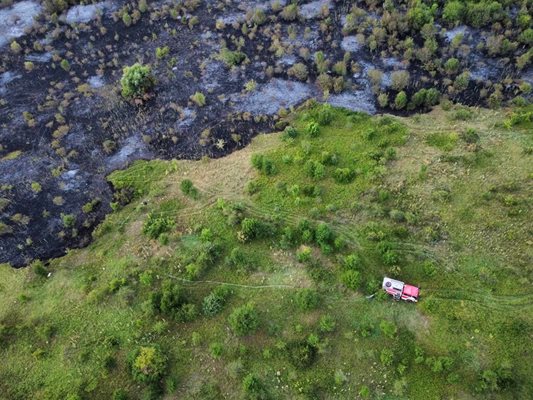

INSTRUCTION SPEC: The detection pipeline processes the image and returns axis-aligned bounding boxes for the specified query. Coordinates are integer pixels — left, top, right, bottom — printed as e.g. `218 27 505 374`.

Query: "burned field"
0 0 532 266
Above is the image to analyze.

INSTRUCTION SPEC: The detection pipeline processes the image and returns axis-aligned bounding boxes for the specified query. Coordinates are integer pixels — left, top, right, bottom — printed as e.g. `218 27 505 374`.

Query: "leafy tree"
120 63 155 99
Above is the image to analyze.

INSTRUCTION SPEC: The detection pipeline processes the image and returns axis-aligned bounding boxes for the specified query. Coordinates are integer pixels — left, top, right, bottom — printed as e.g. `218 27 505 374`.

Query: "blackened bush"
333 168 355 183
294 289 320 310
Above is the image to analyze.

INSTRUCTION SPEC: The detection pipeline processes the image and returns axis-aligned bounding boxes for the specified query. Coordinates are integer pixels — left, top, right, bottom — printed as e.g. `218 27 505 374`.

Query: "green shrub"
155 46 169 59
394 91 408 109
315 222 334 253
283 126 298 139
294 289 319 310
218 48 246 67
307 122 320 137
61 213 75 228
190 91 206 107
296 246 312 262
380 320 397 338
343 254 362 270
251 154 276 175
32 260 47 278
443 1 465 23
319 314 336 333
304 160 326 180
380 348 394 366
242 373 268 400
129 346 167 383
341 270 360 290
288 63 309 81
82 198 101 213
180 179 198 197
60 59 70 71
316 104 334 125
333 168 355 184
280 3 299 21
203 286 231 316
240 217 272 241
228 303 259 336
120 63 155 99
287 340 317 369
143 213 175 239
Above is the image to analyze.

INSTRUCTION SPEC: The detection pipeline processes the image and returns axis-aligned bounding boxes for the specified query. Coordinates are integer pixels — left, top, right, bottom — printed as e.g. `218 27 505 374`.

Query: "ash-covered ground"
0 0 531 266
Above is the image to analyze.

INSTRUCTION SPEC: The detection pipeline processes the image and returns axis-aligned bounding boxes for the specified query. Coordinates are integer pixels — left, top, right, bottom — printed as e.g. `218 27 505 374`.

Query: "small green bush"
202 286 231 316
333 168 355 184
251 154 276 175
190 91 206 107
242 373 268 400
180 179 198 197
228 303 259 336
143 213 175 239
240 217 271 241
219 48 246 67
287 340 317 369
120 63 155 99
380 320 397 338
294 289 320 310
156 46 169 59
307 122 320 137
319 314 336 333
394 91 408 109
129 346 167 383
341 270 360 290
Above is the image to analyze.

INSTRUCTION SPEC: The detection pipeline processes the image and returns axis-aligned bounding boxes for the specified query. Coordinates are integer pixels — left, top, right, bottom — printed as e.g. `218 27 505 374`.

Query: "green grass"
0 104 532 399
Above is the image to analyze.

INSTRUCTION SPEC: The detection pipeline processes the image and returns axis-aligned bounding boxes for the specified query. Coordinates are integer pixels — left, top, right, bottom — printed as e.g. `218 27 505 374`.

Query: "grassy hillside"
0 103 532 400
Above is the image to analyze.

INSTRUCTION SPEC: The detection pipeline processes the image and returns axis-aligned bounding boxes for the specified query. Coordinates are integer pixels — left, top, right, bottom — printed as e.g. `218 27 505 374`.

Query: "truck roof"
382 277 404 292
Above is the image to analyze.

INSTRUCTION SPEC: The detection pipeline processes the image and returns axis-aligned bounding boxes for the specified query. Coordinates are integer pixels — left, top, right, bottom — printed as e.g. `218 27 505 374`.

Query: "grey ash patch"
0 71 22 95
341 36 362 53
0 1 42 48
62 1 116 24
105 134 154 172
231 79 316 115
300 0 331 20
